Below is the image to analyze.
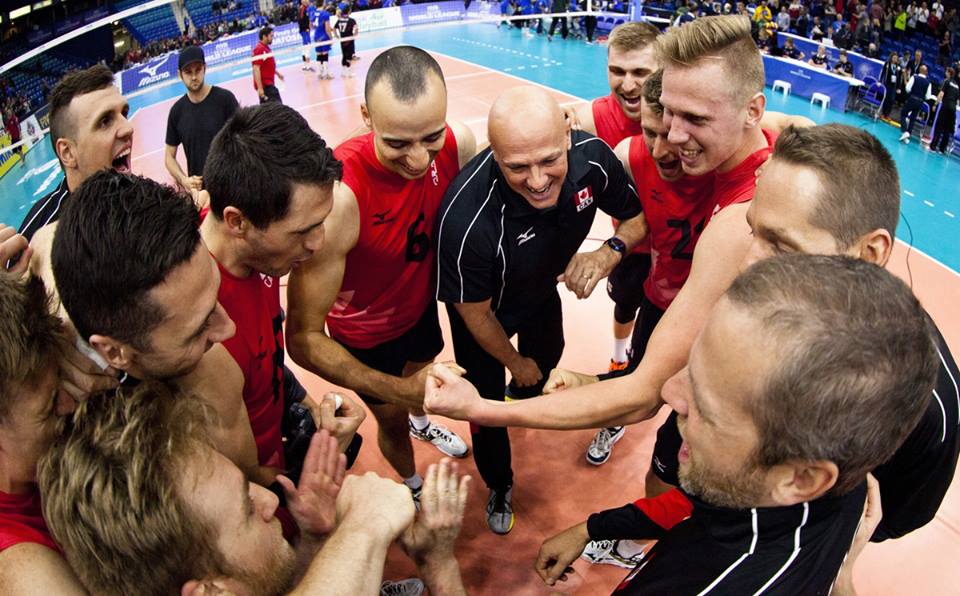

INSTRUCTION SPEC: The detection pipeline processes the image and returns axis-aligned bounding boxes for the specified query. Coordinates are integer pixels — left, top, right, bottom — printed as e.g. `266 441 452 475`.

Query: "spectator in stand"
754 0 773 24
916 1 930 34
855 13 872 48
834 20 854 48
784 36 805 59
789 0 802 26
906 48 925 76
881 51 904 119
796 6 810 36
866 41 880 58
931 66 958 154
833 48 855 76
811 14 826 39
906 1 918 35
4 108 22 164
895 4 908 40
938 30 952 67
824 1 838 26
809 43 830 67
776 5 791 30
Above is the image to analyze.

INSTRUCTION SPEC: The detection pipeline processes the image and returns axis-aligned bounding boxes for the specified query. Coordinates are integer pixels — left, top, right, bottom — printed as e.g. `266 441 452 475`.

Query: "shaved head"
488 86 565 150
488 87 571 209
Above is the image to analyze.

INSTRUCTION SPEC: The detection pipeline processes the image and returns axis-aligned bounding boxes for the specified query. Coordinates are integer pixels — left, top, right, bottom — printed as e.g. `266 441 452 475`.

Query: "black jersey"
589 484 866 595
336 16 357 40
435 130 642 329
17 177 68 242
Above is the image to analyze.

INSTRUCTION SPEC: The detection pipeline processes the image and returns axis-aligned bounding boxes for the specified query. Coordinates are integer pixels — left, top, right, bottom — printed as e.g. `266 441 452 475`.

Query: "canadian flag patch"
575 186 594 212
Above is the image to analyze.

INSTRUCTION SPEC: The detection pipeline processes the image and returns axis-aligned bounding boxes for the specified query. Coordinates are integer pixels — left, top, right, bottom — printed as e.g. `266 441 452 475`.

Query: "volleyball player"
335 5 358 78
287 46 476 505
313 1 336 79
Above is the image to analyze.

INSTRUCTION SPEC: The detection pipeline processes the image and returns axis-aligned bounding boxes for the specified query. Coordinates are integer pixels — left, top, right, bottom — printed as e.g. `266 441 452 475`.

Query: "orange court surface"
125 49 960 595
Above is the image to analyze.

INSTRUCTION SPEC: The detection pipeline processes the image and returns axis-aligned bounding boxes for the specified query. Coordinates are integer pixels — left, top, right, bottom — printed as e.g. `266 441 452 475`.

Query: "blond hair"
655 15 764 103
0 273 62 422
39 382 229 596
642 69 665 116
608 21 661 53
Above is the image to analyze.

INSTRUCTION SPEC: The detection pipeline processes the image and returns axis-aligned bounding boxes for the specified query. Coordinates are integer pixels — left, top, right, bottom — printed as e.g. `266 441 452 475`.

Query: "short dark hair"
51 171 201 350
204 103 342 228
728 254 938 495
0 273 62 422
772 124 899 248
641 69 664 117
49 64 114 162
259 25 272 39
364 45 445 105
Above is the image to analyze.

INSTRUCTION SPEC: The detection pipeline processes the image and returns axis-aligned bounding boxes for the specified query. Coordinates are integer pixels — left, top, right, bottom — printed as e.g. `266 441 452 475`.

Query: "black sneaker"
486 486 515 534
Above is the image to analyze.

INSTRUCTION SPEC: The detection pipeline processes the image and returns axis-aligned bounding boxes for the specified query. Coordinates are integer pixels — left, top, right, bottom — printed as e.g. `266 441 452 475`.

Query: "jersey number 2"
667 217 706 261
406 212 429 262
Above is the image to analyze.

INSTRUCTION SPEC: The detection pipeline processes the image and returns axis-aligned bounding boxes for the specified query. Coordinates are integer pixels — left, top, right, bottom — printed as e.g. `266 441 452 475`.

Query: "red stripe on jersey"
329 127 460 349
632 488 694 531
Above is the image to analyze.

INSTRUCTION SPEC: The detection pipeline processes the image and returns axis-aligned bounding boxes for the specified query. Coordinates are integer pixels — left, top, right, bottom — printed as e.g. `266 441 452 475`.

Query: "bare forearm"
456 306 522 370
418 555 466 596
289 524 390 595
288 331 422 408
613 214 649 252
253 66 263 93
164 151 186 185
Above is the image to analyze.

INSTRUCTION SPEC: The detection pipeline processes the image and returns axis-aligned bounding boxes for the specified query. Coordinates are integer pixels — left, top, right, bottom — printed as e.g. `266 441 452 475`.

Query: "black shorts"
606 252 652 313
342 302 444 406
650 410 681 486
259 84 282 104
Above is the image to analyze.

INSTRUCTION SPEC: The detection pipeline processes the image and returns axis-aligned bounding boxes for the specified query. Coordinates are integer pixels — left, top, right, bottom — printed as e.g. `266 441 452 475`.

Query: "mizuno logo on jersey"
372 209 396 226
575 186 594 212
517 227 536 246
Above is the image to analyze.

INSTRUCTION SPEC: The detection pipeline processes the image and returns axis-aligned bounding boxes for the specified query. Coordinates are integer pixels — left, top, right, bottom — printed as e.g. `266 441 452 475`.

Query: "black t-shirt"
870 322 960 541
165 86 239 177
834 59 854 74
811 53 828 65
940 78 960 111
17 177 68 242
783 46 802 60
589 484 866 595
436 130 642 329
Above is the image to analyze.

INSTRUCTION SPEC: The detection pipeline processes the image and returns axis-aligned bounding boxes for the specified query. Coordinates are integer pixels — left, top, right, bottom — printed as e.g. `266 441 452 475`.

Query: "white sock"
409 414 430 431
613 539 646 558
613 338 630 363
404 474 423 491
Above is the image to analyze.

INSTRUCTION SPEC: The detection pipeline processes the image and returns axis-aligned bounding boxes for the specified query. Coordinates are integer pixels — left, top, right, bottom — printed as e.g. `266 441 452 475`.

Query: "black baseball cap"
178 45 205 71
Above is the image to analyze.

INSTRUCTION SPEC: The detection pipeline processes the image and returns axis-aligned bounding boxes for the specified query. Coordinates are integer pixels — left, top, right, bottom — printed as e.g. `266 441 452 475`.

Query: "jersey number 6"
406 212 430 262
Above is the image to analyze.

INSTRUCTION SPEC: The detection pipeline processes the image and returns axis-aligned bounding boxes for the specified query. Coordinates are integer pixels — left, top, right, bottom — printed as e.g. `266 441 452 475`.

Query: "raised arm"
286 182 425 407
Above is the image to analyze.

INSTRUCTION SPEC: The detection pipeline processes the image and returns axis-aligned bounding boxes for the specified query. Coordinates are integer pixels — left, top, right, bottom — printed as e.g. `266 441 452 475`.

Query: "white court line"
924 200 936 207
904 190 916 197
946 211 955 218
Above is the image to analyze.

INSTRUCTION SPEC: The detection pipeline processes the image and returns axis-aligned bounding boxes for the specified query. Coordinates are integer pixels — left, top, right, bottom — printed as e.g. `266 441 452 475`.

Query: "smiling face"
661 297 778 509
363 73 448 180
59 85 133 180
607 44 659 121
640 99 683 181
660 60 752 176
242 182 334 277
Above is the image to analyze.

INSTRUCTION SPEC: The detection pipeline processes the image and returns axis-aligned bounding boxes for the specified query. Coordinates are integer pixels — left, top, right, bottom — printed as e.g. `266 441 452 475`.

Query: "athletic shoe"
900 131 910 142
581 539 645 569
608 359 628 372
380 578 425 596
586 426 625 465
409 420 469 457
486 487 515 534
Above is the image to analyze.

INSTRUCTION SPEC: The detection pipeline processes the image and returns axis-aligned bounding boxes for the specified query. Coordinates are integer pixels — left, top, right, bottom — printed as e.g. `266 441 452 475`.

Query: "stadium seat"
811 92 830 109
772 80 791 95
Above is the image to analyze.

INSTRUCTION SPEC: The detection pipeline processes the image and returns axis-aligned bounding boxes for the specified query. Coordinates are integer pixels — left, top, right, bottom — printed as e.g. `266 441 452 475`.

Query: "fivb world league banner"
119 1 499 94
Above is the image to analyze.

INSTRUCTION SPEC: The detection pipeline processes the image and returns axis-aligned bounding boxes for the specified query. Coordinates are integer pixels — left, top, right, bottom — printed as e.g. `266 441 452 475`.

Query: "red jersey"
0 487 59 554
329 127 460 349
629 136 716 311
709 128 778 219
592 94 651 255
591 94 643 148
252 41 277 88
215 260 285 471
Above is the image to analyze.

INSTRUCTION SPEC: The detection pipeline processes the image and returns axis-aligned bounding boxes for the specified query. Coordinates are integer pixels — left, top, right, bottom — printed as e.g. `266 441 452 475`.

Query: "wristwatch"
604 236 627 257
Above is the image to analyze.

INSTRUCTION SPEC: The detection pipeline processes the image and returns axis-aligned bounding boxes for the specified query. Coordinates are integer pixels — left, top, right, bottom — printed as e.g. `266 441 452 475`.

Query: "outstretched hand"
400 458 471 565
276 429 347 537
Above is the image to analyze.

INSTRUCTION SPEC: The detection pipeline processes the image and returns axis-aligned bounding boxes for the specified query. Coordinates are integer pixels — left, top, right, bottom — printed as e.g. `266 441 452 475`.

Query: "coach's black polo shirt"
871 321 960 541
435 130 641 329
590 483 866 595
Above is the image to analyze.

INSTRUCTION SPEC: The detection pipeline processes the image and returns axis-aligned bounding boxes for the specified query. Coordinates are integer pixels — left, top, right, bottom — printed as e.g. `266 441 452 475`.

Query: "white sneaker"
900 131 910 142
581 539 645 569
380 578 424 596
586 426 625 465
409 420 469 457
